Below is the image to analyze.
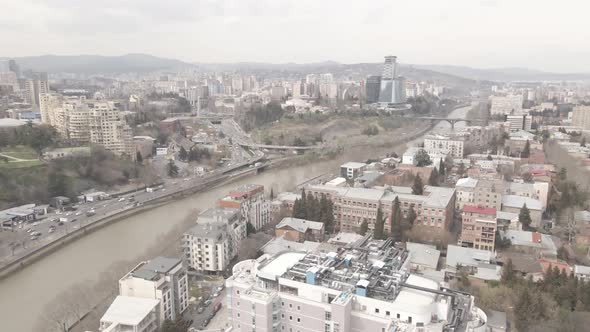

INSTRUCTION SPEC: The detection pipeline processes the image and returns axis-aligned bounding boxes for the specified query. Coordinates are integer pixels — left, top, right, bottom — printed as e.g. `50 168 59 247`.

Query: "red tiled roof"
463 205 497 215
532 232 542 243
539 259 570 274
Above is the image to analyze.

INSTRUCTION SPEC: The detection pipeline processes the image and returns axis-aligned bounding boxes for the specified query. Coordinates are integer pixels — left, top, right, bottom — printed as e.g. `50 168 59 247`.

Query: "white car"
75 211 82 216
118 197 126 202
66 212 72 216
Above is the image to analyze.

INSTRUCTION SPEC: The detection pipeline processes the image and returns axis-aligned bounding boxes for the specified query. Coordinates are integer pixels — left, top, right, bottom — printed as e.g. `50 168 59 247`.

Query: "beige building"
424 135 464 158
24 78 49 109
460 205 497 251
490 94 523 115
572 105 590 130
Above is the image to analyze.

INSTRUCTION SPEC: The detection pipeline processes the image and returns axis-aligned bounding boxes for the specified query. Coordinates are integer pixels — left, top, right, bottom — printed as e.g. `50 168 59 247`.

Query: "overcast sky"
2 0 589 72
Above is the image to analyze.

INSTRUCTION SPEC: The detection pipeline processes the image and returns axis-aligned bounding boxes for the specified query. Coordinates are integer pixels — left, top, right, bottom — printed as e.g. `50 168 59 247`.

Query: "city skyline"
2 0 590 73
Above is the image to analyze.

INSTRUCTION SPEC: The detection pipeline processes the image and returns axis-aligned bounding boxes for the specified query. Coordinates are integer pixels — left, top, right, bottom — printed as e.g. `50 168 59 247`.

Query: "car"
212 292 219 298
118 197 126 202
197 307 204 314
203 300 212 307
30 235 39 240
50 218 58 222
26 228 34 233
57 222 64 226
217 285 224 292
32 222 39 226
65 212 72 216
75 211 82 216
48 228 54 234
70 218 78 222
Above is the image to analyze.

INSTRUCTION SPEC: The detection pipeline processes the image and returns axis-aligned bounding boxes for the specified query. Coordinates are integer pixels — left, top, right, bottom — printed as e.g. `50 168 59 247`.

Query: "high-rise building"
119 257 189 324
572 105 590 130
219 184 270 231
506 114 532 132
24 78 49 109
226 236 489 332
378 56 406 104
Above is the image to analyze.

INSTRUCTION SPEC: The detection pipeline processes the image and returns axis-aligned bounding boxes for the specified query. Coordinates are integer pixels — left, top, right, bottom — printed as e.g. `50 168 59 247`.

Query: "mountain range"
3 53 590 82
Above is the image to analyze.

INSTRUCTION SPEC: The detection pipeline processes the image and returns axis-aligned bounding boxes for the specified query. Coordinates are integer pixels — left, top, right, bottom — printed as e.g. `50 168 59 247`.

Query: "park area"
0 145 44 169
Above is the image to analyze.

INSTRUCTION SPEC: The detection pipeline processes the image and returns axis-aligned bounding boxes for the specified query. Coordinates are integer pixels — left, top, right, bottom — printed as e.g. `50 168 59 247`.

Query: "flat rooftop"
101 296 159 326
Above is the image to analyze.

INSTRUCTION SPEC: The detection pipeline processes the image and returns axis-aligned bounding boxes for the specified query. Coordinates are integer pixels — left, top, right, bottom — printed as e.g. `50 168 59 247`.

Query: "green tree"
581 136 587 147
270 188 274 200
390 197 402 241
374 207 385 240
412 175 424 195
167 160 179 177
558 167 567 181
514 287 535 332
557 245 570 261
519 203 532 230
161 318 189 332
307 192 321 221
414 149 432 167
438 158 445 176
246 222 256 236
406 205 417 226
136 151 143 163
428 167 439 186
47 170 74 199
457 162 466 178
178 146 188 161
359 219 368 235
501 259 517 286
521 140 531 158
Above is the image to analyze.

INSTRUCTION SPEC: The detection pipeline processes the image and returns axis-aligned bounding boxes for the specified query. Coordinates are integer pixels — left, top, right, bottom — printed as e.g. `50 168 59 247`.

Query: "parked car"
203 300 212 307
197 307 204 314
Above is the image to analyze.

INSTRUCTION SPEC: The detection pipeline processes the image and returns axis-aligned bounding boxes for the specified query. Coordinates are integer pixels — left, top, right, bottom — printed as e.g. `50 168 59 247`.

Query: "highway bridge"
411 117 485 129
237 142 321 151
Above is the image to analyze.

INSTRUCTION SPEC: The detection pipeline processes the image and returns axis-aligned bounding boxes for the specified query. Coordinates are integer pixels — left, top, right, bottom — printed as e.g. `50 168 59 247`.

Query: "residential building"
118 257 189 323
502 230 557 257
275 217 325 242
501 195 543 228
446 245 500 281
99 296 159 332
490 95 523 115
455 178 503 211
226 236 488 332
460 205 497 251
506 114 532 132
424 135 464 158
219 184 270 231
572 105 590 130
574 265 590 282
340 162 366 180
23 77 49 109
183 222 232 273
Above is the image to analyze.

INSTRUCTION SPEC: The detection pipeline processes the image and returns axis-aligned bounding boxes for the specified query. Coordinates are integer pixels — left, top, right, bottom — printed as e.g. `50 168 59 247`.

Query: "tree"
390 197 402 241
457 162 466 178
135 151 143 163
178 146 188 161
428 167 439 186
582 136 587 147
501 259 517 286
557 245 570 262
521 140 531 158
406 205 417 226
270 188 274 200
374 208 385 240
519 203 532 230
359 219 368 235
161 318 190 332
167 160 179 177
246 222 256 236
438 158 445 176
522 172 533 183
412 175 424 195
558 167 567 181
414 149 432 167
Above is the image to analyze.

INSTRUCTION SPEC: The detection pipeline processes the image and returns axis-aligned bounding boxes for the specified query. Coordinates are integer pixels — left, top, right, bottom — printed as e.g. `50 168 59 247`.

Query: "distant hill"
5 53 190 74
412 64 590 82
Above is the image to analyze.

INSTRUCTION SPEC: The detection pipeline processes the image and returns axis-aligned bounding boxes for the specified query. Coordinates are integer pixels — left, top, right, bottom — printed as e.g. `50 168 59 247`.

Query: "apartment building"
572 105 590 130
455 178 503 211
183 222 232 273
460 205 497 251
219 184 270 231
506 114 532 132
424 135 464 158
226 236 488 332
340 162 366 180
501 195 543 228
88 102 135 157
306 184 456 233
275 217 325 242
99 296 159 332
23 78 49 108
490 95 523 115
118 257 189 324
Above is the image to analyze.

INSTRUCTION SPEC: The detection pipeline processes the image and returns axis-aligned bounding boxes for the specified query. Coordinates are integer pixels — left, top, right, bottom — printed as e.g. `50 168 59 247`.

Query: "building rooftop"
229 184 263 197
341 162 366 169
446 245 493 269
185 222 227 240
496 211 518 221
574 264 590 275
130 257 181 281
463 205 497 215
406 242 440 270
456 177 478 188
198 207 240 223
260 236 323 256
101 296 159 326
501 195 543 210
276 217 324 233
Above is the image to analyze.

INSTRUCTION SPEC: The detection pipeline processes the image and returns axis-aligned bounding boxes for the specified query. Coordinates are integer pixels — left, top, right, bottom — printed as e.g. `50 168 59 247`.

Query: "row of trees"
240 101 285 132
500 260 590 331
178 146 212 162
292 189 335 232
369 198 417 241
0 122 59 155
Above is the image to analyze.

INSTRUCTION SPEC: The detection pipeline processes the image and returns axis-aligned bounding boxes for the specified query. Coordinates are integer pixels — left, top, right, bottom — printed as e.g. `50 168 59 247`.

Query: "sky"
1 0 589 72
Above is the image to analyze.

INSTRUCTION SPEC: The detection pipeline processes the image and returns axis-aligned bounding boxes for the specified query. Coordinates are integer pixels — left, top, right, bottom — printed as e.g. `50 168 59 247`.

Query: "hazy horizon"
2 0 590 72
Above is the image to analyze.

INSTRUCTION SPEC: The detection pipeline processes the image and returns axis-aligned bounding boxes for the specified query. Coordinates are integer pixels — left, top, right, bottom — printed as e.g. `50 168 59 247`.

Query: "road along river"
0 104 472 331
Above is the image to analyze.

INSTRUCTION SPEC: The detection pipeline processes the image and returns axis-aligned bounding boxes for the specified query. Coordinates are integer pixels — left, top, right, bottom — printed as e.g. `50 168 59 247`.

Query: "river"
0 104 472 332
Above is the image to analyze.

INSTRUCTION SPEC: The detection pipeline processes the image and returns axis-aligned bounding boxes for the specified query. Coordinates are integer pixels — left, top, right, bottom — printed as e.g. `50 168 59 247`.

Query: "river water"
0 105 471 331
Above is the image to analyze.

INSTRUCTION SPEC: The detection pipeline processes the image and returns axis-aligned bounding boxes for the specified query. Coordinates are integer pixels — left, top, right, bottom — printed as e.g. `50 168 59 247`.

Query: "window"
289 304 292 308
281 301 284 306
297 318 300 323
238 313 241 317
375 308 380 314
282 314 285 318
325 311 331 320
386 311 390 316
289 316 293 321
237 290 240 295
397 313 400 319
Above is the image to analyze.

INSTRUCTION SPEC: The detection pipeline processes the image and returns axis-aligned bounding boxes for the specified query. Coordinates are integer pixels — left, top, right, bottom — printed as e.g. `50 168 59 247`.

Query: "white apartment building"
506 114 532 132
572 105 590 130
490 95 523 115
424 135 464 158
183 222 232 273
219 184 271 231
226 236 488 332
118 257 189 323
99 296 159 332
24 78 49 108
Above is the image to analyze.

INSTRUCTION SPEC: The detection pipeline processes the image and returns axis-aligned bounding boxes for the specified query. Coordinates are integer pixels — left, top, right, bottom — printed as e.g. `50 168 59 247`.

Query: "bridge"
412 117 484 130
237 142 320 151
